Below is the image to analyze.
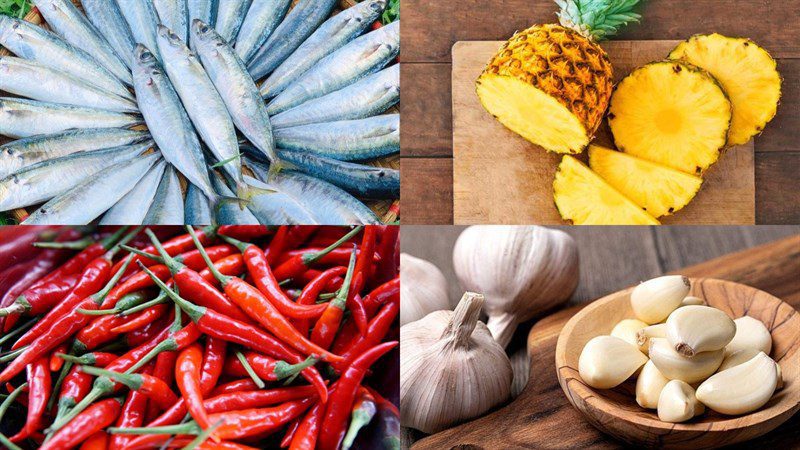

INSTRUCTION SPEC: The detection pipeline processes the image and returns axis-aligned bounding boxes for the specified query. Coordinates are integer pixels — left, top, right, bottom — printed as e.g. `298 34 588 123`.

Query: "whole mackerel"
23 153 162 225
100 159 167 225
234 0 290 63
32 0 131 84
188 0 217 27
214 0 251 43
0 56 138 112
260 0 387 98
82 0 136 69
274 114 399 161
0 142 152 211
117 0 163 61
0 128 150 179
132 45 221 209
184 182 213 225
265 21 400 114
240 175 317 225
209 172 260 225
0 16 133 99
143 164 185 224
191 21 282 173
269 64 399 129
0 98 142 139
247 0 338 82
153 0 190 42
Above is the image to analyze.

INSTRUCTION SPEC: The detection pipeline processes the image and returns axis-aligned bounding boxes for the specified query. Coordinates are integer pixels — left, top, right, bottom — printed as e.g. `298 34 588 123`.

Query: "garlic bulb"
400 292 512 433
666 305 736 357
696 352 778 415
636 360 670 409
578 336 647 389
725 316 772 356
658 380 704 423
630 276 690 324
452 225 579 348
648 338 724 383
400 253 450 326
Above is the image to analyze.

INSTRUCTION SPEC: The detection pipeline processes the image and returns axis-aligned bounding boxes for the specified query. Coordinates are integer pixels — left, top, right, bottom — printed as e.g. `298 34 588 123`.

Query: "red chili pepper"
109 373 150 450
374 226 399 287
312 250 357 349
125 313 170 347
264 226 290 264
271 227 362 282
289 401 325 450
223 352 317 382
217 225 272 240
177 343 213 432
109 303 168 334
8 357 50 442
112 226 216 276
78 431 109 450
295 266 347 335
50 342 69 372
348 226 379 334
40 398 123 450
54 352 117 422
203 398 314 440
331 278 399 354
80 365 178 410
0 226 54 272
334 296 400 373
276 247 375 267
281 419 300 448
200 337 227 396
317 342 398 450
146 350 177 422
102 264 171 309
0 273 79 324
209 378 260 396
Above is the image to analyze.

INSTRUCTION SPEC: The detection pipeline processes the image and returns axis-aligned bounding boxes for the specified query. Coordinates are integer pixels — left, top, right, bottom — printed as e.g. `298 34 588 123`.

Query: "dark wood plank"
400 158 453 224
757 59 800 153
756 153 800 224
400 63 452 157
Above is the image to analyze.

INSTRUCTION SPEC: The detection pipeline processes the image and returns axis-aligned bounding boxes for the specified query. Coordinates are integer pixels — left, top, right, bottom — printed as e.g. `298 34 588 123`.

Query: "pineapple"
668 34 782 146
476 0 644 154
608 61 732 174
553 155 660 225
588 145 703 217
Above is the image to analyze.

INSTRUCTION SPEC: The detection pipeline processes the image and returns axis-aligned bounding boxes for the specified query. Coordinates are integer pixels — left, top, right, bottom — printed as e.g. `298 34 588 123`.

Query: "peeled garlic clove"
718 348 760 372
611 319 649 349
636 323 667 354
400 253 451 326
649 338 724 384
658 380 703 423
681 296 704 306
579 336 647 389
636 360 670 409
630 276 690 324
666 305 736 357
696 352 778 415
725 316 772 356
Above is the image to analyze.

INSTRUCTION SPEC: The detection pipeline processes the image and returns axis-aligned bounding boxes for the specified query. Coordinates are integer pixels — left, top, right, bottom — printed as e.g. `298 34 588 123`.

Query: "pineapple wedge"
669 34 781 146
588 145 703 218
553 155 660 225
608 61 731 174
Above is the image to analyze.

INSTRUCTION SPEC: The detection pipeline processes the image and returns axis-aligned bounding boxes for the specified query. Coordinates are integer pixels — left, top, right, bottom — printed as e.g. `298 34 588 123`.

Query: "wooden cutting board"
452 40 756 225
411 235 800 449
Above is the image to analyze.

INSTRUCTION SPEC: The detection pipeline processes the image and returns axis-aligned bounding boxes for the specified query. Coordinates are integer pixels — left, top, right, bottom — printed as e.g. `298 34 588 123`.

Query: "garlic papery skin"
452 225 579 349
649 338 724 384
636 323 667 354
630 276 691 324
636 360 670 409
400 292 512 433
724 316 772 357
681 296 705 307
718 348 761 372
578 336 647 389
611 319 649 349
657 380 704 423
696 352 778 415
400 253 451 326
666 305 736 357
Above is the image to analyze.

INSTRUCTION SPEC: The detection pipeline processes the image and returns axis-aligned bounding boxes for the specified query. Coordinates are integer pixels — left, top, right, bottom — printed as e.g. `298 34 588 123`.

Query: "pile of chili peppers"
0 225 400 450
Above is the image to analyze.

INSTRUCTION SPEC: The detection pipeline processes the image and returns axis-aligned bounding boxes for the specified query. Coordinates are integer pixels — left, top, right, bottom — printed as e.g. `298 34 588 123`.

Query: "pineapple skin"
478 24 614 153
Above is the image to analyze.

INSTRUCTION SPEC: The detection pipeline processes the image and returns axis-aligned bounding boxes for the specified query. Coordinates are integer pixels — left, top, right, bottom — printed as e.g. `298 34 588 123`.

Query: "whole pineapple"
476 0 643 154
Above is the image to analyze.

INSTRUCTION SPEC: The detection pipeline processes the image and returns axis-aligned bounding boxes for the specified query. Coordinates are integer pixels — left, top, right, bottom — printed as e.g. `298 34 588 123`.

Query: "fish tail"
236 180 274 207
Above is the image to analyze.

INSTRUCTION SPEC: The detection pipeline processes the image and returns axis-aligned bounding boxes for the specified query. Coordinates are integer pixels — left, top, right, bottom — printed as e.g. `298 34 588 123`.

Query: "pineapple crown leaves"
555 0 644 41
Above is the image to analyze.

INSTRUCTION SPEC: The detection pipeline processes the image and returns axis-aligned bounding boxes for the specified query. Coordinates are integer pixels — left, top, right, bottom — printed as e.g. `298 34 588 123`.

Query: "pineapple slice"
669 34 782 146
608 61 731 174
553 155 660 225
588 145 703 217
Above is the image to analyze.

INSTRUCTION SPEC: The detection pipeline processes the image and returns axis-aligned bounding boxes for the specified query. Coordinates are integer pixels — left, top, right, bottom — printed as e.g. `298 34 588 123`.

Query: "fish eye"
169 31 180 41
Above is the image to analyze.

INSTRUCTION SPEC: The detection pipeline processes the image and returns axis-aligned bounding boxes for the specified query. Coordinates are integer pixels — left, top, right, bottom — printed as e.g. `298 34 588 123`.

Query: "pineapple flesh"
669 34 781 146
608 61 732 174
553 155 660 225
588 145 703 217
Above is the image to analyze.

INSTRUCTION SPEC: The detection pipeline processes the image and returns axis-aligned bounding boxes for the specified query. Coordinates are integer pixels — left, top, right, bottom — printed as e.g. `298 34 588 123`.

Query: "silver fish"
32 0 132 84
265 21 399 114
0 56 138 112
234 0 290 63
274 114 399 161
247 0 338 81
184 182 213 225
153 0 189 42
0 98 142 139
132 45 221 209
23 152 162 225
240 175 316 225
188 0 217 27
191 21 282 172
0 15 133 99
100 158 167 225
214 0 251 43
269 64 398 129
260 0 386 98
0 142 152 211
82 0 136 69
209 171 260 225
117 0 163 61
143 163 185 224
0 128 150 179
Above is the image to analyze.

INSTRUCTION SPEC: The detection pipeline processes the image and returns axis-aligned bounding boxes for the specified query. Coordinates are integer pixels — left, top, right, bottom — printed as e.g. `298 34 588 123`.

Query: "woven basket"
0 0 399 223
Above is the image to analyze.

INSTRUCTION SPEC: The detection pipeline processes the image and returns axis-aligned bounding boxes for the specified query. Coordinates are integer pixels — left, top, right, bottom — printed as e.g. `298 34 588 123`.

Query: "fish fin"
236 181 275 208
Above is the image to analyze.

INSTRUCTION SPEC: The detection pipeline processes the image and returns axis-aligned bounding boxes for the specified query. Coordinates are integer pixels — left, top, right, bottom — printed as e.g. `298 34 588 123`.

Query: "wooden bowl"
555 278 800 449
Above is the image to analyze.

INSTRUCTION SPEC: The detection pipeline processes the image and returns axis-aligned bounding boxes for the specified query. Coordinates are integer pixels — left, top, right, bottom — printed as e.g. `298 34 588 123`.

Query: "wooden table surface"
400 0 800 225
399 225 800 448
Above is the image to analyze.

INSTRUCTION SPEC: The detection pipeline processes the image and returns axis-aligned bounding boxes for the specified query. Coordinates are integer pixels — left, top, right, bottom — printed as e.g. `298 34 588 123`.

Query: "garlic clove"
724 316 772 357
636 323 667 354
611 319 649 349
649 338 724 384
666 305 736 357
630 275 691 324
578 336 647 389
657 380 704 423
696 352 778 415
400 253 451 326
636 360 670 409
681 296 705 306
718 348 761 372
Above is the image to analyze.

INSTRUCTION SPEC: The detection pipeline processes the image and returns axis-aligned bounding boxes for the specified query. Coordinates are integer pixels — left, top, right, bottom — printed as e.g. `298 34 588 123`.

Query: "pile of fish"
0 0 400 225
